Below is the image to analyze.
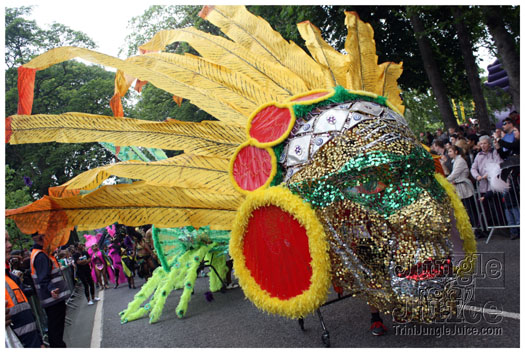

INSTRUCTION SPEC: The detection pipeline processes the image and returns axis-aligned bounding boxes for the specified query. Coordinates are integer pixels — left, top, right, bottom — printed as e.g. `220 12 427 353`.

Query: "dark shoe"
510 233 519 240
370 321 387 336
475 230 487 239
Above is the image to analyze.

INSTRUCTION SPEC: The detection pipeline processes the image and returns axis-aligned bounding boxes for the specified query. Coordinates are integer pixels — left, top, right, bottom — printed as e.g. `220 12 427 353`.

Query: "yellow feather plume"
296 21 345 88
133 52 262 114
139 27 306 98
6 181 244 232
61 154 237 195
22 46 248 124
200 5 333 91
378 61 405 114
7 113 245 159
344 11 404 113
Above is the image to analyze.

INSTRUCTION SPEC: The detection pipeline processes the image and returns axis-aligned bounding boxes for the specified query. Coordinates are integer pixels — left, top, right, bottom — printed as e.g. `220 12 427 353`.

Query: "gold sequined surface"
279 98 458 322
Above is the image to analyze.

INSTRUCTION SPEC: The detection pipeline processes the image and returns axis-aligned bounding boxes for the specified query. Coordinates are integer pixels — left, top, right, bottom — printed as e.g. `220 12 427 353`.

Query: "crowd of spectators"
424 111 520 239
5 224 160 347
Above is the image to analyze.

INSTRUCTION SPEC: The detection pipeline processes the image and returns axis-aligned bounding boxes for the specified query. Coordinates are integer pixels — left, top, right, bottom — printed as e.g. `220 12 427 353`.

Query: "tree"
5 165 33 250
5 7 96 69
451 6 491 131
482 6 520 113
408 8 458 130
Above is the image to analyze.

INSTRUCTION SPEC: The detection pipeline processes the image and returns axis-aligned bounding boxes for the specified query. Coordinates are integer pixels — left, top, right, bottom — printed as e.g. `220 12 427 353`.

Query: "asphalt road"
64 228 519 348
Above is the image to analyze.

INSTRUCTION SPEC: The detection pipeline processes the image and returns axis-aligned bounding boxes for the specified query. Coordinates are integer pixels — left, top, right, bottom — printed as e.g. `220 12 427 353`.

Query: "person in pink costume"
106 225 127 288
84 233 115 289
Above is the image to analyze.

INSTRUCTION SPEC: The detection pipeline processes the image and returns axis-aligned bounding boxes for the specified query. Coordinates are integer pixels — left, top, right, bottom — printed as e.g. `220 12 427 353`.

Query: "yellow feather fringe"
434 173 477 276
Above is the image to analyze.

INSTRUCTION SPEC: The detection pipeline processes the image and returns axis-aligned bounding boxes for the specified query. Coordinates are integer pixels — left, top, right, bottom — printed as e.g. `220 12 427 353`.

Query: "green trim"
292 86 388 119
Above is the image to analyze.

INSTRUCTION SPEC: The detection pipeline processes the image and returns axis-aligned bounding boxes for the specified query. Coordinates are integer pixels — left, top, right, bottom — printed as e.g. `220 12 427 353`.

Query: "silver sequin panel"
281 101 409 181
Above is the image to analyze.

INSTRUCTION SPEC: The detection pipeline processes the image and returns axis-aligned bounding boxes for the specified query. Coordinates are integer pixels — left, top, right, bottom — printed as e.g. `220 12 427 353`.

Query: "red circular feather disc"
232 145 273 191
290 91 330 102
249 105 292 144
242 205 313 299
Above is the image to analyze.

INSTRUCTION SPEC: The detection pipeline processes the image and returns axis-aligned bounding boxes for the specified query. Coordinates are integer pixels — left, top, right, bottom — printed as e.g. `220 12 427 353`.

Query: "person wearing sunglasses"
494 118 519 160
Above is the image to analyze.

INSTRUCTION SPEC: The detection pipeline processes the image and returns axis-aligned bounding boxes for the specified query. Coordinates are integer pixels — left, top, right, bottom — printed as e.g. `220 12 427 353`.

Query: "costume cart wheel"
321 332 330 347
298 318 305 331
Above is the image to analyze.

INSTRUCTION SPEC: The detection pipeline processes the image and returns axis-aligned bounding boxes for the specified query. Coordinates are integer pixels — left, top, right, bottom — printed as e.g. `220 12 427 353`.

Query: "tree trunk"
408 10 458 130
451 6 491 132
482 6 520 113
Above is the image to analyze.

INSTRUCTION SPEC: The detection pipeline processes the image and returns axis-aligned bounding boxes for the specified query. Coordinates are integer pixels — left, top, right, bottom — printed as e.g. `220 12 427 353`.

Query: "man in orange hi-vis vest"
30 232 71 347
5 230 43 347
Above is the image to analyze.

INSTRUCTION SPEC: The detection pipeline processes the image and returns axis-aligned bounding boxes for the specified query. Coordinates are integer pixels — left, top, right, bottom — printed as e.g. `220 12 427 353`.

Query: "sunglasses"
502 122 509 126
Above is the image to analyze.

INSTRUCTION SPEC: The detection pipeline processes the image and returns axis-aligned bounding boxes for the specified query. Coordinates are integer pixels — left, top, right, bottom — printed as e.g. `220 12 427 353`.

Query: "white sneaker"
94 297 100 301
87 300 94 305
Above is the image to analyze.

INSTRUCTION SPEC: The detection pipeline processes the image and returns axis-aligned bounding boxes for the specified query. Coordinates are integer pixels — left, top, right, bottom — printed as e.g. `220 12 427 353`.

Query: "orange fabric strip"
17 66 37 115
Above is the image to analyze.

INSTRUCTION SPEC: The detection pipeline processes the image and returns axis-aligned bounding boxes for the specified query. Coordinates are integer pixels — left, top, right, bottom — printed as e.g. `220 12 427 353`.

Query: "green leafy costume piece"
120 226 230 323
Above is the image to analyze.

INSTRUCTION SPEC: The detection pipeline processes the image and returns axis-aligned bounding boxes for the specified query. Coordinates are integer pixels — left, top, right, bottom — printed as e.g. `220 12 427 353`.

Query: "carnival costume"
106 225 128 286
84 233 116 286
6 6 476 324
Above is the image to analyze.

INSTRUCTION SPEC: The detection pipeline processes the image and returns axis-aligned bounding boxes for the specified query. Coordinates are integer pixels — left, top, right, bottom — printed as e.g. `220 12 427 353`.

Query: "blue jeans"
504 207 520 235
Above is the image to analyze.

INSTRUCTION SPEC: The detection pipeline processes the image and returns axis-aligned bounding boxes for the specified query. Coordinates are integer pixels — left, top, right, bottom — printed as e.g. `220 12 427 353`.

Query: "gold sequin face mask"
279 97 466 321
229 90 474 321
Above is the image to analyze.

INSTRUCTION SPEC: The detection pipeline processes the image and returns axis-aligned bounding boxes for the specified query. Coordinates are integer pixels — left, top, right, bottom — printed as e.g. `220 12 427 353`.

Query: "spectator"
494 118 519 160
73 243 99 305
470 136 504 194
426 131 434 146
509 110 520 127
470 136 505 238
446 145 477 228
465 134 480 163
57 251 68 268
418 132 425 143
447 127 457 140
30 232 71 347
431 140 453 176
500 158 520 240
436 128 448 143
454 136 468 168
5 230 43 348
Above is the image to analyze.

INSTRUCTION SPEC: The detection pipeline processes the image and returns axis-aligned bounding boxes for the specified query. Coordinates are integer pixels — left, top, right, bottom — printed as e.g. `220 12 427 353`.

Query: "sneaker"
87 300 94 305
226 283 239 289
94 297 100 301
370 321 387 336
